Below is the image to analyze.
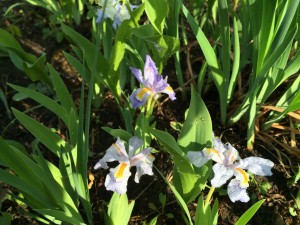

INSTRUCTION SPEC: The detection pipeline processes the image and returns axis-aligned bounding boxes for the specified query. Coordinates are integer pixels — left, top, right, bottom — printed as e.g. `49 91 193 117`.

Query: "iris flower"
187 136 274 202
130 55 176 108
94 136 155 194
96 0 137 28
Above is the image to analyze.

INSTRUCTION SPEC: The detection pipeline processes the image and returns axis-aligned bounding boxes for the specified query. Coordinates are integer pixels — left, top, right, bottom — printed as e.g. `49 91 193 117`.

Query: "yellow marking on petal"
207 148 222 158
114 163 128 179
88 173 95 189
136 88 151 101
112 143 122 152
148 153 154 159
165 86 174 92
235 168 249 187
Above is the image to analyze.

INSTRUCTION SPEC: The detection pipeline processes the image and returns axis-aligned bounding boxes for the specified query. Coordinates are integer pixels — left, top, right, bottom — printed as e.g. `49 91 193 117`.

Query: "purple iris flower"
129 55 176 108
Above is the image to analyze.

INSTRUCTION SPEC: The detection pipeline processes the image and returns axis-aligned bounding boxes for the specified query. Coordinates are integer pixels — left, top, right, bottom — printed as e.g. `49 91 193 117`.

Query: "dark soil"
1 2 300 225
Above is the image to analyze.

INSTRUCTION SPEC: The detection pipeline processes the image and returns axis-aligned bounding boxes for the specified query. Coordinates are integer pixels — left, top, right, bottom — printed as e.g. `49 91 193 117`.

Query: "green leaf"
63 51 86 80
102 127 132 142
178 86 212 152
180 1 226 122
151 128 208 203
48 64 77 116
0 212 12 225
23 54 50 84
61 23 109 80
0 28 23 51
8 83 68 125
12 108 67 157
154 167 193 225
145 0 167 34
195 196 211 225
235 199 265 225
35 209 84 225
148 216 158 225
0 88 11 118
105 193 135 225
0 28 50 84
130 24 154 38
145 35 180 69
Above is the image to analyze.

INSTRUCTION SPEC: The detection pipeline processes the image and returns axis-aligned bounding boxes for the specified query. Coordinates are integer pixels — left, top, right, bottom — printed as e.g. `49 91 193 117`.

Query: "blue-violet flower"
130 55 176 108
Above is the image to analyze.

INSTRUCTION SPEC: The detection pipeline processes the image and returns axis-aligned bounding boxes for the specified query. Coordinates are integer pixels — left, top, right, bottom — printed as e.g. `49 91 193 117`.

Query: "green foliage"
151 87 212 203
194 196 218 225
0 88 11 119
0 212 12 225
0 28 50 85
146 193 174 223
25 0 84 25
0 137 84 224
1 0 293 224
104 193 135 225
235 199 265 225
2 65 93 224
181 0 300 149
154 167 193 225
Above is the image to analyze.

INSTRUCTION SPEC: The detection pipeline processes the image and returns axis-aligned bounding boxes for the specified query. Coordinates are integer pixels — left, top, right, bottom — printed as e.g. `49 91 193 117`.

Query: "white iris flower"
187 135 274 202
95 0 137 28
94 136 155 194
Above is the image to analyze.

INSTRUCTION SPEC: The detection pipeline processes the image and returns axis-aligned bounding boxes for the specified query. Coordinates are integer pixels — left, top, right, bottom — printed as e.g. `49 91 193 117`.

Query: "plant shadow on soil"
0 3 300 225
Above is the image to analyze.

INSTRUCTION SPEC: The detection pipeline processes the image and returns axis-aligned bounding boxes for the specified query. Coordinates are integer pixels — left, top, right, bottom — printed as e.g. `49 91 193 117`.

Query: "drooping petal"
187 150 211 168
144 55 158 86
128 136 144 158
134 162 154 183
129 67 144 84
211 163 234 187
129 88 151 108
241 157 274 176
130 147 154 182
105 163 131 194
227 178 250 202
94 138 128 169
160 85 176 101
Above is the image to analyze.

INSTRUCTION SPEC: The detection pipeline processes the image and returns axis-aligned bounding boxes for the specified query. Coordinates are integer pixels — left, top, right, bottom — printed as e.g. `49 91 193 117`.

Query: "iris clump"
187 135 274 202
94 136 155 194
130 55 176 108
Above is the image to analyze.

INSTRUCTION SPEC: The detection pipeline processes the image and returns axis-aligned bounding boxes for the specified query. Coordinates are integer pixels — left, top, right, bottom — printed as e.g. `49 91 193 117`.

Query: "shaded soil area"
1 2 300 225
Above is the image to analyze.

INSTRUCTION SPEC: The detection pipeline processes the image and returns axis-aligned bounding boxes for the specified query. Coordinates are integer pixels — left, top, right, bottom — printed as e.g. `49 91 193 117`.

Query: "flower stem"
145 94 154 119
205 186 216 207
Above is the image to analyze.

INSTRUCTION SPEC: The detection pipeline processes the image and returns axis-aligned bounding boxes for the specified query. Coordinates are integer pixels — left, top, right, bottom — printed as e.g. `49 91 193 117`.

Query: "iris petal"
242 157 274 176
161 85 176 100
130 89 149 108
105 166 131 194
211 163 234 187
187 151 210 168
227 179 250 202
